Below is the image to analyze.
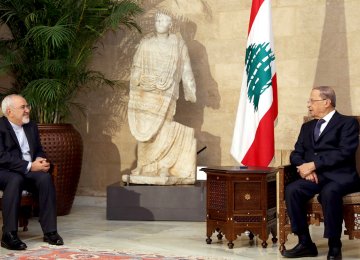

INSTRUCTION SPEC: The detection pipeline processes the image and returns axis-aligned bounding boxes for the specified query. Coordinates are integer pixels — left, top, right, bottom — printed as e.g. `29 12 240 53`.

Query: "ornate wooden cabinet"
201 166 277 249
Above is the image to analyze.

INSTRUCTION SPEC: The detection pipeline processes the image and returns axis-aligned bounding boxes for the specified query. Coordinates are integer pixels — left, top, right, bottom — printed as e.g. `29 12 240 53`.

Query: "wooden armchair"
278 117 360 252
0 164 58 231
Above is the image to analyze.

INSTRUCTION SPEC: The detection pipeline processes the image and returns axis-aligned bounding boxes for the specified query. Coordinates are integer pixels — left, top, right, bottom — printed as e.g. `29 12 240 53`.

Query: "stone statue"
123 12 197 185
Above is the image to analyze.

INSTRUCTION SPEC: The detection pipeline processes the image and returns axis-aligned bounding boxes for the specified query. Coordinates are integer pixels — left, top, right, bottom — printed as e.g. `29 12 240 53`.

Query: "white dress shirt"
10 122 32 172
318 110 336 136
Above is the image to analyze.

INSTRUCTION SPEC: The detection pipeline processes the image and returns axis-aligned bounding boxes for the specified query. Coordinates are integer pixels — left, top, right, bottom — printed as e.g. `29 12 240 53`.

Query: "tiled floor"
0 196 359 259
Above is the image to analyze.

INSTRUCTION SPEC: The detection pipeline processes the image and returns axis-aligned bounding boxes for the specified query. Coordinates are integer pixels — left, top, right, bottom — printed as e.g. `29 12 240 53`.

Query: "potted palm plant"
0 0 143 215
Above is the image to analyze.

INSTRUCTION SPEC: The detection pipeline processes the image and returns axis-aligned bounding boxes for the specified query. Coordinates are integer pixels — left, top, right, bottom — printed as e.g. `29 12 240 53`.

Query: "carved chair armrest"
279 164 300 201
49 163 58 178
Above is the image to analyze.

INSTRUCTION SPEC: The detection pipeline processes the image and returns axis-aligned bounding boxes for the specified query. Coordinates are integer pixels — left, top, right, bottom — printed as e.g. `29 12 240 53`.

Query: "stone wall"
56 0 360 195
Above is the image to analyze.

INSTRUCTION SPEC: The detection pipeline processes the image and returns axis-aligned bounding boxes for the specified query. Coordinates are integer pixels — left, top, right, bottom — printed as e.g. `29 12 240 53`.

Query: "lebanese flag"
230 0 278 167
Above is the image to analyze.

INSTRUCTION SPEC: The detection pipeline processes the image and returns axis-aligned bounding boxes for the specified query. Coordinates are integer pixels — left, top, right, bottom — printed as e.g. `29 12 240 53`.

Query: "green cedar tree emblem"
245 42 275 111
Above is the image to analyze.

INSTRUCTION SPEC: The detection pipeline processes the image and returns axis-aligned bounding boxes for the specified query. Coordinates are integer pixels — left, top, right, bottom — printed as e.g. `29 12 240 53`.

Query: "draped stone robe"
126 33 197 185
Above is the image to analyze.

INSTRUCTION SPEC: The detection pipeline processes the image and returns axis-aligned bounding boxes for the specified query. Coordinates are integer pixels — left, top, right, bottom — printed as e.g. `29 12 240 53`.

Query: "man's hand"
304 172 319 184
296 162 316 178
30 157 50 172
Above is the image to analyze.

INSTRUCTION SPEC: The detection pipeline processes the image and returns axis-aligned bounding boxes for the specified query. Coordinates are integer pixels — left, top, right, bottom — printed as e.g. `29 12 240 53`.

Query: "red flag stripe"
248 0 265 35
272 74 278 120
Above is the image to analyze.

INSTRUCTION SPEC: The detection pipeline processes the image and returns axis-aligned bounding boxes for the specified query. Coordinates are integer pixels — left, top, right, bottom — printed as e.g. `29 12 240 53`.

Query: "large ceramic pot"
38 124 83 216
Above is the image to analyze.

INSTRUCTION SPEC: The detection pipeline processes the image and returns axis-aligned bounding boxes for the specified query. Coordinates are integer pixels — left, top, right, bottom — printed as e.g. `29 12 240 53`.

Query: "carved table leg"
227 241 234 249
248 232 254 241
272 236 278 244
248 231 255 246
206 237 212 244
261 241 268 248
271 226 278 244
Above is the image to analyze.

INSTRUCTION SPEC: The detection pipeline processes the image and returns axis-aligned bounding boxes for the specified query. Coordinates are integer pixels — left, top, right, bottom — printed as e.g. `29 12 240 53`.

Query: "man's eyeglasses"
13 104 31 110
307 99 326 104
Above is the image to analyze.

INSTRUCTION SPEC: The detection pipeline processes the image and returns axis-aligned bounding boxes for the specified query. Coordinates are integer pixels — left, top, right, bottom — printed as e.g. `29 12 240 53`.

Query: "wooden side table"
201 166 277 249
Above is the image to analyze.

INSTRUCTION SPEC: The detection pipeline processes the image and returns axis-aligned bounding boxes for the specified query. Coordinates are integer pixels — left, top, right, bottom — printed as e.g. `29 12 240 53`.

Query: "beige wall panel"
350 87 360 115
213 63 243 88
347 33 360 59
211 0 251 11
276 60 300 87
275 114 303 150
218 11 245 40
344 1 360 32
64 0 360 195
278 87 309 115
272 7 296 37
276 0 315 7
297 59 321 87
206 40 244 65
296 4 326 34
349 57 360 86
219 88 242 113
295 33 323 59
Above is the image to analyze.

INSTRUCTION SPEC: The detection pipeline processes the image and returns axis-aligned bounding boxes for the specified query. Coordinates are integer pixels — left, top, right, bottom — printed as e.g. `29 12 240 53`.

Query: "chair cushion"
308 192 360 205
343 192 360 204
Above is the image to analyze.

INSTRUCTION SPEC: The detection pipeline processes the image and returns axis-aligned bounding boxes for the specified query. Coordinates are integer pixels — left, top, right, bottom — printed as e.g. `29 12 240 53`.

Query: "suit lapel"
1 117 35 160
310 119 318 143
3 117 21 149
317 111 340 141
23 123 35 160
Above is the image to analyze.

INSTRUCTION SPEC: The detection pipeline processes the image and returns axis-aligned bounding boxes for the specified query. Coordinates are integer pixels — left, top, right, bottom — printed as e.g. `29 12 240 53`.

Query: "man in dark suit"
0 94 63 250
282 86 360 260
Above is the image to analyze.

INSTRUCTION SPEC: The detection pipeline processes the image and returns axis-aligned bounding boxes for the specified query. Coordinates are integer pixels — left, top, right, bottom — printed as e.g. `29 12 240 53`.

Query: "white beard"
22 116 30 124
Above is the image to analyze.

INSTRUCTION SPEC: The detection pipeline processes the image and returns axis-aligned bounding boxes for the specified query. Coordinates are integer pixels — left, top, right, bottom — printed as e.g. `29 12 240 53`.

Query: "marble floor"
0 196 359 259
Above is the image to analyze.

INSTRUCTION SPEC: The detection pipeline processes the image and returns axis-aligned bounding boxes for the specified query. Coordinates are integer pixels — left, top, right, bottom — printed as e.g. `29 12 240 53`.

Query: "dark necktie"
314 119 325 141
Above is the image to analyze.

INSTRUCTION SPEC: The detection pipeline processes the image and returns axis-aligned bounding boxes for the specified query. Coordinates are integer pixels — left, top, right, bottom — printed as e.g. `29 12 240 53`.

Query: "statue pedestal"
106 181 206 221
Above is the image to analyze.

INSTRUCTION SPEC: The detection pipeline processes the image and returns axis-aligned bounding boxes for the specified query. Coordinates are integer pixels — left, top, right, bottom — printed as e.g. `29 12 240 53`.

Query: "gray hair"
313 86 336 107
1 94 21 116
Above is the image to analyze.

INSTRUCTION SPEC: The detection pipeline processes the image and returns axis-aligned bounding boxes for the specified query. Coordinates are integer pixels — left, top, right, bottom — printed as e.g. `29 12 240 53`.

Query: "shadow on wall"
75 1 172 193
91 0 171 81
314 0 351 114
111 0 213 80
112 3 221 169
141 1 221 166
74 87 128 195
175 19 221 167
83 1 221 188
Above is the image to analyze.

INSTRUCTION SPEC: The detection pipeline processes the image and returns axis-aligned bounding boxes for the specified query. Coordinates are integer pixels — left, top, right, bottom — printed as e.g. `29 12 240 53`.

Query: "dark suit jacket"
290 111 359 185
0 117 46 174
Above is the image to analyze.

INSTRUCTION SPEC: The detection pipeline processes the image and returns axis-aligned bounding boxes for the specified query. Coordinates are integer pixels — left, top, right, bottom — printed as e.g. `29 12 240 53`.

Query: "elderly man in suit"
282 86 360 260
0 94 63 250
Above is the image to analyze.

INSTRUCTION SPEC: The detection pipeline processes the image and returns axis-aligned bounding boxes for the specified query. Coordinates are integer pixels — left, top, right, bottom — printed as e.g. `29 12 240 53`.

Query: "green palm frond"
27 23 75 50
25 79 67 100
0 0 21 24
22 78 71 123
0 0 143 123
35 59 67 76
110 0 143 31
